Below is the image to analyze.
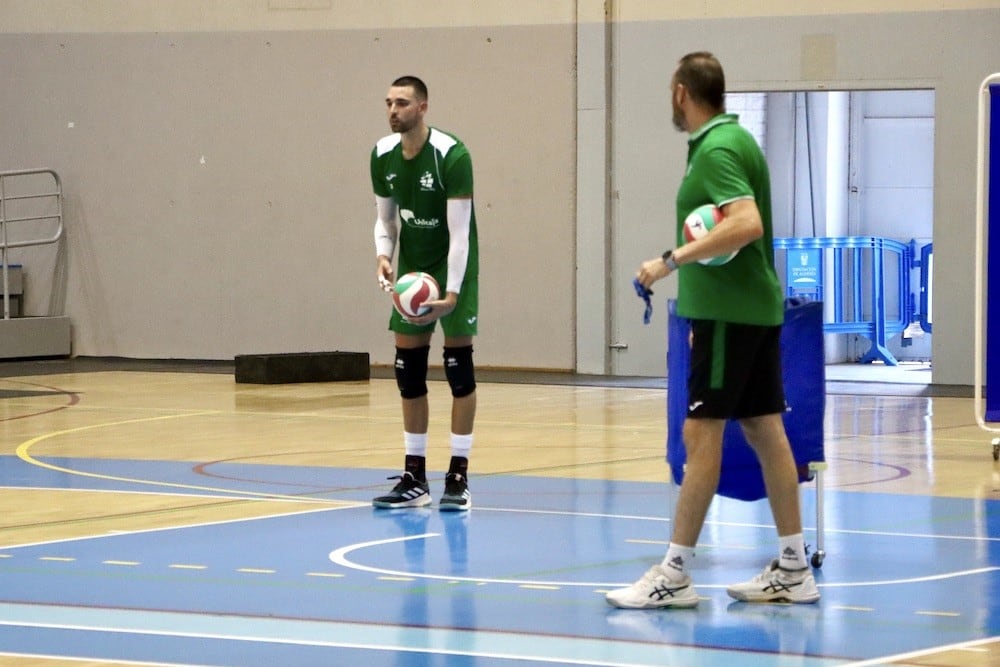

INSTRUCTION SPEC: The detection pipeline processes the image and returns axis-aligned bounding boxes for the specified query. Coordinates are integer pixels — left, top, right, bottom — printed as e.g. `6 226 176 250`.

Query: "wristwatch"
661 249 679 272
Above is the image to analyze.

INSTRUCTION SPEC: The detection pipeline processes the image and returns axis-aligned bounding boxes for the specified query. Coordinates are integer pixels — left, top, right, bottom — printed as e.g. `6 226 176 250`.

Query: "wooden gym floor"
0 357 996 666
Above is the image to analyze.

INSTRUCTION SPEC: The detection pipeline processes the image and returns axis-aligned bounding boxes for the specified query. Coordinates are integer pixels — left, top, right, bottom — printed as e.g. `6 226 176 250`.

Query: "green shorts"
389 275 479 337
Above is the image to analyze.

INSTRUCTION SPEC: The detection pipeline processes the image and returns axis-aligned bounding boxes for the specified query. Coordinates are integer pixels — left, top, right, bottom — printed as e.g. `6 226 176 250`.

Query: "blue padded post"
987 84 1000 422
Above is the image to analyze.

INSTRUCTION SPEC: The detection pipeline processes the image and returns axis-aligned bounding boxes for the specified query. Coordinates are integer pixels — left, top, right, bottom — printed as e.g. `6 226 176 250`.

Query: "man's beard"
390 116 415 133
672 105 686 133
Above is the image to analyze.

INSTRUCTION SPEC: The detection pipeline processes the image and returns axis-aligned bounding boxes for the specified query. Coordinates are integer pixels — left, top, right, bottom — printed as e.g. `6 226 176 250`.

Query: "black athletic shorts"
687 319 785 420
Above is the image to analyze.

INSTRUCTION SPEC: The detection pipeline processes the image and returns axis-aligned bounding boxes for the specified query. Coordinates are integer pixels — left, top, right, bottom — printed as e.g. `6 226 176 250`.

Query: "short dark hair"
391 75 428 101
675 52 725 112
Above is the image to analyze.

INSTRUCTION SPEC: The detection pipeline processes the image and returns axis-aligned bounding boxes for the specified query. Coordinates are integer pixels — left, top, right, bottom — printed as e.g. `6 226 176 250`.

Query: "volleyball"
683 204 738 266
392 272 440 319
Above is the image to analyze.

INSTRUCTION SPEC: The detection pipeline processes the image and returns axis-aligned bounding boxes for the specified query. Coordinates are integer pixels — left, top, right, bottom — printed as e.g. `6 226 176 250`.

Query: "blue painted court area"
0 455 997 665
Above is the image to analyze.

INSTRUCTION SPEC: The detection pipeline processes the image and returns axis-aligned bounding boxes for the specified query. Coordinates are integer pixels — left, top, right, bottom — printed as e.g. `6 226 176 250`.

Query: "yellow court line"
15 411 335 503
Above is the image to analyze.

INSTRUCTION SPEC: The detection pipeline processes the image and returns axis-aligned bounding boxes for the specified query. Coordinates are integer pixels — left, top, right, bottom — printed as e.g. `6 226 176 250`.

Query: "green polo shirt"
675 114 783 326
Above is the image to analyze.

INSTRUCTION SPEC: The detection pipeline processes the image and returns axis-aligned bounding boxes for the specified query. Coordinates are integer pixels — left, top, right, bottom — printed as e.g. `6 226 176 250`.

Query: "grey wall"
0 26 577 369
2 4 998 387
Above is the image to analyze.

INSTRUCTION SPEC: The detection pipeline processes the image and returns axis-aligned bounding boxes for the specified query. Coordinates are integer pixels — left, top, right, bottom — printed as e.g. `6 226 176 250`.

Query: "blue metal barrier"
916 242 933 334
773 236 917 366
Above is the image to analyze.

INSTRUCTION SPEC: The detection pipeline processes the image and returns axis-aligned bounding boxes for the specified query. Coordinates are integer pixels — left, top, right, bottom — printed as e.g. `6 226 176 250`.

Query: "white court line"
330 534 624 588
476 506 1000 543
328 533 1000 590
0 602 772 667
4 498 996 588
840 635 998 667
0 503 360 551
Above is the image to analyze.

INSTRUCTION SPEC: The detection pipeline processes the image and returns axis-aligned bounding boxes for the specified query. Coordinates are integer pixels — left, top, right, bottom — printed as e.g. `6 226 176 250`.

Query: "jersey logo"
419 171 436 191
399 208 440 229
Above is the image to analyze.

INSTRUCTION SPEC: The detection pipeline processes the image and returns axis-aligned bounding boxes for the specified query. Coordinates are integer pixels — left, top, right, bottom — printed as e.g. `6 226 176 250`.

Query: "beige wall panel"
0 25 577 369
2 1 997 33
0 1 576 32
615 1 1000 21
3 3 998 383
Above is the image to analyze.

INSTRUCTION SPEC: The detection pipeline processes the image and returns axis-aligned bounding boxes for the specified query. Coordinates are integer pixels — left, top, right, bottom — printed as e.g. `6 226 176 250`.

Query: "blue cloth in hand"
632 277 653 325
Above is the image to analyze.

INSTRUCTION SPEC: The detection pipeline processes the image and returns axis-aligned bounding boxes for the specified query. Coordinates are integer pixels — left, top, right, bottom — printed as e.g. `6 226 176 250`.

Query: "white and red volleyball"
392 272 440 318
683 204 738 266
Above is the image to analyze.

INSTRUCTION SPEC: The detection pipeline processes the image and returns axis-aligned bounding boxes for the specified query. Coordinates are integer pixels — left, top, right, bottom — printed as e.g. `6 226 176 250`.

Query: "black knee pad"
443 346 476 398
395 346 429 399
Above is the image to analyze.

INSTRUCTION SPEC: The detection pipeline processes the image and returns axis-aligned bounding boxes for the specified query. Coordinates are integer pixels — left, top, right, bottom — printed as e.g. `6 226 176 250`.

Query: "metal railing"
0 169 64 320
774 236 926 366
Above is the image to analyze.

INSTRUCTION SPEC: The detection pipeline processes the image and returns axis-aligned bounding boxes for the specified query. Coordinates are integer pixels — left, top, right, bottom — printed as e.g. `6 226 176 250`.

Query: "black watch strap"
662 249 678 271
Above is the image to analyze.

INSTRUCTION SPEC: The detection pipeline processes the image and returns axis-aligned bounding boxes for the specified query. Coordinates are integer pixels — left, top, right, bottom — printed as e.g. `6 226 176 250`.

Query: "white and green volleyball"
683 204 738 266
392 272 440 318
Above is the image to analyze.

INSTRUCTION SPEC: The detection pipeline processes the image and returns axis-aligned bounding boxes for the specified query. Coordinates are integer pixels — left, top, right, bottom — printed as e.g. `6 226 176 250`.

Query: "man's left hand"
404 292 458 326
637 256 672 289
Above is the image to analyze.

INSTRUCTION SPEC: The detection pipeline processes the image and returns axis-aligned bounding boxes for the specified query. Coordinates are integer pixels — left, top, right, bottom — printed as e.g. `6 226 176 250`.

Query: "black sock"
404 454 426 482
448 456 469 478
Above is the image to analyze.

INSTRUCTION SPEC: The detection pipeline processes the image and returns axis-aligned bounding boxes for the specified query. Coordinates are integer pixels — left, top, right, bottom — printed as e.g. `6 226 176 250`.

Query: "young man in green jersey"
370 76 479 511
606 53 820 608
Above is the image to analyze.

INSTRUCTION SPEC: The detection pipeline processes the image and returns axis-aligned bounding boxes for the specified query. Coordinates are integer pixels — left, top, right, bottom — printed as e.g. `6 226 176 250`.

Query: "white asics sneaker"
726 559 820 604
605 564 700 609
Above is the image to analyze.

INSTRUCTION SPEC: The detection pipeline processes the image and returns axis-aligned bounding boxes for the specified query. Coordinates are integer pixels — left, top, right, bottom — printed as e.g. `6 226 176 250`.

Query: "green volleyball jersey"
370 127 479 290
675 114 783 326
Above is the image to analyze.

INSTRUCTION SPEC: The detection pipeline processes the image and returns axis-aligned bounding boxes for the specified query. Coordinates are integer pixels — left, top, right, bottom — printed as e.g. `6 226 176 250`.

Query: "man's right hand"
376 256 394 293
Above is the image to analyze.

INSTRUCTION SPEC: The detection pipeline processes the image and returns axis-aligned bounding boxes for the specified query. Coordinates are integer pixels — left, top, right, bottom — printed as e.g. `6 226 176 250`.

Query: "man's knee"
443 346 476 398
682 418 726 461
395 345 430 399
738 413 789 451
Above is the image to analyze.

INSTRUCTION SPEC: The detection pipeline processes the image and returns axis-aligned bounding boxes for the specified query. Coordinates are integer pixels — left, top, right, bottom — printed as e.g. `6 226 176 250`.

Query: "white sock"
403 431 427 458
662 543 695 575
778 533 807 570
450 432 473 459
